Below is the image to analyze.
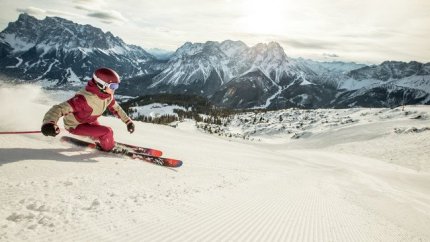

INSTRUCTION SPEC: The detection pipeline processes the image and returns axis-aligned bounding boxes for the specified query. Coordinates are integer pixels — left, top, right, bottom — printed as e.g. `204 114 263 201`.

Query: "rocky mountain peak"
0 13 156 84
2 13 135 51
16 13 37 23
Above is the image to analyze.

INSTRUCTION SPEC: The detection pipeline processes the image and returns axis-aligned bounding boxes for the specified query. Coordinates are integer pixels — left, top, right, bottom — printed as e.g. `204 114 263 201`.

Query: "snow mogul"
41 67 135 151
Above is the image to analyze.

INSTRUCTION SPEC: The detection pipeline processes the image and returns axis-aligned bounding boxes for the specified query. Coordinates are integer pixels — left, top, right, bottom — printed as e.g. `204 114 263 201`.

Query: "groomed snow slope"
0 85 430 241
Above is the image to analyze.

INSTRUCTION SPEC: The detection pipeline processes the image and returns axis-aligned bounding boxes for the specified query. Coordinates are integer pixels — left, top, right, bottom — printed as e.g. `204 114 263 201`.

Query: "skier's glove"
41 122 60 137
127 122 135 134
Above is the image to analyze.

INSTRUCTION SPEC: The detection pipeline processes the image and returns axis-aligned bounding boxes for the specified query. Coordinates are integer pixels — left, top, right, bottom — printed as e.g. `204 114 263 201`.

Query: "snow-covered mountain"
146 40 430 108
349 61 430 81
147 41 325 107
146 48 174 61
337 61 430 90
0 14 429 108
0 14 159 86
293 58 366 87
330 61 430 107
147 41 244 95
210 69 280 108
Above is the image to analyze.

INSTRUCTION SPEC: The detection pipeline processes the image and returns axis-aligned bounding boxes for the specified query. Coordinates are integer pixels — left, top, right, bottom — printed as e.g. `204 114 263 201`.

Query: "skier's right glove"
127 122 135 134
41 122 60 137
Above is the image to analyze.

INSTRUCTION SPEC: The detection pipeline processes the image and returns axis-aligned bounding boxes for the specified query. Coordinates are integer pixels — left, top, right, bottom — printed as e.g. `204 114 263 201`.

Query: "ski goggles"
93 74 120 90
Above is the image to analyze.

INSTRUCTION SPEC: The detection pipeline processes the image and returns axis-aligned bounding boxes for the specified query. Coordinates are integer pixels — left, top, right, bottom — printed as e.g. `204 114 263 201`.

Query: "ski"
60 136 182 168
83 137 162 156
115 141 162 157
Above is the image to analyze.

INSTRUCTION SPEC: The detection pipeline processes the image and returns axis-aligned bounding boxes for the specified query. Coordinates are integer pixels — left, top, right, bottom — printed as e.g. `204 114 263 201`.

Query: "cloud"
281 38 334 50
87 10 127 23
74 1 127 23
323 53 339 58
16 7 78 18
73 0 106 6
231 32 335 50
340 30 399 40
16 7 45 16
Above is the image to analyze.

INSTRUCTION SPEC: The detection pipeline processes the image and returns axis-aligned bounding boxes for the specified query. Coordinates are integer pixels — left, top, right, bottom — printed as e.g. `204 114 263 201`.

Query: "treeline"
122 94 211 113
122 94 240 125
139 114 178 124
120 94 291 126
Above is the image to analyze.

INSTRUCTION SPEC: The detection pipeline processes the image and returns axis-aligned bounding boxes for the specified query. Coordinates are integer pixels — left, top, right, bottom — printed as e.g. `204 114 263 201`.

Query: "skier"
41 67 135 151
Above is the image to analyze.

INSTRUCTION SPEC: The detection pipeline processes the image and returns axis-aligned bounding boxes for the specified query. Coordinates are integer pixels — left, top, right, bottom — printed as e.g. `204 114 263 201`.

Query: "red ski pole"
0 131 42 135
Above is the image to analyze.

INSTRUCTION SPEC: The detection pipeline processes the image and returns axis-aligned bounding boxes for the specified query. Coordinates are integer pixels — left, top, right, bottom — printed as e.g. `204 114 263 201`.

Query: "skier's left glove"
127 121 135 134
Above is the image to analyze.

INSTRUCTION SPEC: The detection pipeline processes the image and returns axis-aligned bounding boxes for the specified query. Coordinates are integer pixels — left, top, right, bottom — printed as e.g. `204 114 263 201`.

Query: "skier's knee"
98 128 115 151
99 126 113 136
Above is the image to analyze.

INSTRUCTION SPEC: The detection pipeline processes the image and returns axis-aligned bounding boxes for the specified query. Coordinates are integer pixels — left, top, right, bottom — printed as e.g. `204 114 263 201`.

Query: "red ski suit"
43 80 132 151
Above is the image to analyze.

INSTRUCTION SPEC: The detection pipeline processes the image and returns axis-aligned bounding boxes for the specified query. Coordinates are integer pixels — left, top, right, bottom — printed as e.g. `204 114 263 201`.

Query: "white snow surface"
338 77 384 90
2 34 35 53
1 84 430 241
36 60 59 80
390 75 430 93
65 68 82 86
129 103 187 119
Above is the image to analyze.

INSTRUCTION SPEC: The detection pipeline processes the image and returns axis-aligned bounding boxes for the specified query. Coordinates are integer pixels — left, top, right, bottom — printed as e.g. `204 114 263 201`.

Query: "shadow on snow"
0 147 100 165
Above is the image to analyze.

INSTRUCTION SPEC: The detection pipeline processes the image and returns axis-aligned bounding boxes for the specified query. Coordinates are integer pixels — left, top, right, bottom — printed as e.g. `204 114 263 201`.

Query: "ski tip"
148 149 163 157
166 158 183 168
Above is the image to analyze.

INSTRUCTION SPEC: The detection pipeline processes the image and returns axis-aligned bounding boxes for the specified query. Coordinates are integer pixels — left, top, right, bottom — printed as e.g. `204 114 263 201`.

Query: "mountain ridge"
1 13 429 108
0 13 158 85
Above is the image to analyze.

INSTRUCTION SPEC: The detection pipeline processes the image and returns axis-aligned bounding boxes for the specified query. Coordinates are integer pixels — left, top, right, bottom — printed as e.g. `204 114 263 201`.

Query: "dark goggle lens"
109 83 119 90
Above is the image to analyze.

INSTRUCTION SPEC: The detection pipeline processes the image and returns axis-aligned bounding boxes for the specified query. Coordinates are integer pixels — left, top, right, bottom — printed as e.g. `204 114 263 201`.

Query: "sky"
0 0 429 64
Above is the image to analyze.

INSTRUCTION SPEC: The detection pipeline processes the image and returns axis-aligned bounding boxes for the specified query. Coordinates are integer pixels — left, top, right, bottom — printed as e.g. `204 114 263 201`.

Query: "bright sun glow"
239 0 286 35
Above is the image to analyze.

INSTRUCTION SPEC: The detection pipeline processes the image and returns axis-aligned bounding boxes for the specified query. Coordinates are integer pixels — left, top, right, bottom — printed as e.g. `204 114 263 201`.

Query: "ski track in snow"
255 85 282 109
0 85 430 241
5 57 23 69
36 60 59 80
253 68 286 109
